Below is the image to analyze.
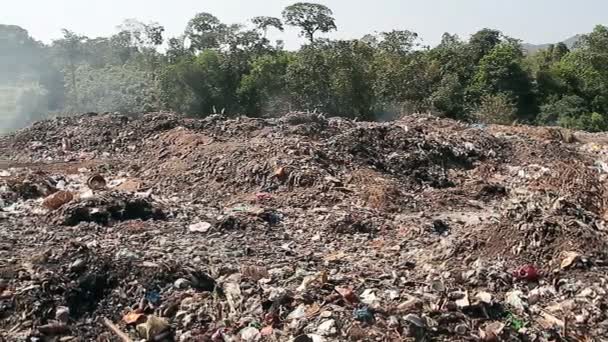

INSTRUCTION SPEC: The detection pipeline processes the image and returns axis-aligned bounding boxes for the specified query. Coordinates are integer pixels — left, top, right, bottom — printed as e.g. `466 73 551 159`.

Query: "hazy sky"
2 0 607 49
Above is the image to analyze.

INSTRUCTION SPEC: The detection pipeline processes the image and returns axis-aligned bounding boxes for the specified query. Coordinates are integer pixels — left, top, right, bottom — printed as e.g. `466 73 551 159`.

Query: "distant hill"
522 35 582 54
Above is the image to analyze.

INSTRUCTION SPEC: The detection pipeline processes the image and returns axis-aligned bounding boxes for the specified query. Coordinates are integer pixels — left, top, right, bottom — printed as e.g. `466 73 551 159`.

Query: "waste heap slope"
1 112 608 341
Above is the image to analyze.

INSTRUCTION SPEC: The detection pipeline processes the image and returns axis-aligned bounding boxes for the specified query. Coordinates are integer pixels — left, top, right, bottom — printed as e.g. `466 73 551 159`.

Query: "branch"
102 317 133 342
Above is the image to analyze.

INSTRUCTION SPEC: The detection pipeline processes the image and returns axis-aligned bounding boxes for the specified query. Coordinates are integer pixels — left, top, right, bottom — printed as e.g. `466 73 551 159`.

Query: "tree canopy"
282 2 337 43
3 5 608 132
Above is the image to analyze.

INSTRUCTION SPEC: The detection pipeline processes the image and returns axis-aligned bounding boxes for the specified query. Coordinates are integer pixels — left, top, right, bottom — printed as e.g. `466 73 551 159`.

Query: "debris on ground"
1 112 608 340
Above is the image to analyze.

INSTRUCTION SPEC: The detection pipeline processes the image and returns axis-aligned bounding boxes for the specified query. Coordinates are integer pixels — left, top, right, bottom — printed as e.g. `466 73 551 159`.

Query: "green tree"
468 29 502 63
468 42 537 121
538 95 588 125
166 36 191 63
282 3 337 44
251 16 284 38
67 64 160 113
53 29 88 110
426 33 471 118
0 25 45 83
377 30 419 54
238 52 293 116
285 40 375 118
473 93 517 124
185 12 227 51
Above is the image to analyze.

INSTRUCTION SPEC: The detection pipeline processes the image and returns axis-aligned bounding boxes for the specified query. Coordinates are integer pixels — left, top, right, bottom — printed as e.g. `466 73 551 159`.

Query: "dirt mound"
2 112 608 341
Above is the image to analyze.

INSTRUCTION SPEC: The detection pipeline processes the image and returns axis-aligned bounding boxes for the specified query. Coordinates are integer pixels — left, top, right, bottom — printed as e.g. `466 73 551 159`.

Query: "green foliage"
285 40 375 119
538 95 608 131
468 42 536 120
538 95 588 125
0 25 45 83
238 52 293 116
251 17 284 36
468 29 502 63
282 3 337 43
473 93 517 124
185 13 227 51
66 64 160 113
5 5 608 133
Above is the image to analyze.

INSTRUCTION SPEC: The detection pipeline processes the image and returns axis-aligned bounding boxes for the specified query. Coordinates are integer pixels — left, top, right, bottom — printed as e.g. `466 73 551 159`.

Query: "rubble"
1 112 608 340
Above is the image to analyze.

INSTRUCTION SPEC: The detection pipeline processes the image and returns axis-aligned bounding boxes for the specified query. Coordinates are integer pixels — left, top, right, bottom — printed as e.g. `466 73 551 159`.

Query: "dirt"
1 112 608 341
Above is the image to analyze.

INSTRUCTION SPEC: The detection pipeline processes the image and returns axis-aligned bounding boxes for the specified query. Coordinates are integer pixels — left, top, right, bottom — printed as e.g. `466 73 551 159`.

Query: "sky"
2 0 607 49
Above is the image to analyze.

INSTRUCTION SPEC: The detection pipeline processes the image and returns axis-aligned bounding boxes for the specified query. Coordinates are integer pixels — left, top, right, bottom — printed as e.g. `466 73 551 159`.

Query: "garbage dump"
1 112 608 341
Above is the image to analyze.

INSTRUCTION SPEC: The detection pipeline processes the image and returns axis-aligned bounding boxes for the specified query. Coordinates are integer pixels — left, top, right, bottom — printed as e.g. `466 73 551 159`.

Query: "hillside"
522 34 581 54
1 112 608 341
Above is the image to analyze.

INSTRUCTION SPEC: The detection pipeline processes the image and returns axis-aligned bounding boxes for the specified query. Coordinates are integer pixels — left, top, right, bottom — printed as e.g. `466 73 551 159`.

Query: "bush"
473 93 517 124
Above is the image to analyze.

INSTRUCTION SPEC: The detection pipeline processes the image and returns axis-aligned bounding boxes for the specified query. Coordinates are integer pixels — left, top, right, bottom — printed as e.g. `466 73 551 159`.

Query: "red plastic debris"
513 265 539 281
335 286 360 305
255 192 272 201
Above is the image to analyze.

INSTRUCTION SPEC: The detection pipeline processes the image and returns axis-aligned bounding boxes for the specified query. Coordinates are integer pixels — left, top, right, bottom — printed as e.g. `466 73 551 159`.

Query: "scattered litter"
0 112 607 340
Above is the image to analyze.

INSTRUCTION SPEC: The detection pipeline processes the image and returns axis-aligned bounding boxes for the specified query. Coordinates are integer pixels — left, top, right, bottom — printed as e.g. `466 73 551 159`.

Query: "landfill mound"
1 112 608 341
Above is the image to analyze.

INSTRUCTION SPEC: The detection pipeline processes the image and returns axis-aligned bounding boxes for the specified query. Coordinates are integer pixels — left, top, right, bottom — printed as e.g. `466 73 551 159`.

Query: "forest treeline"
2 3 608 131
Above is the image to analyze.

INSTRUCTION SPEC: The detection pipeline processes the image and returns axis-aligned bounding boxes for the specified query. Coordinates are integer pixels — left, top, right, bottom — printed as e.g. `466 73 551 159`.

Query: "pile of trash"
1 112 608 341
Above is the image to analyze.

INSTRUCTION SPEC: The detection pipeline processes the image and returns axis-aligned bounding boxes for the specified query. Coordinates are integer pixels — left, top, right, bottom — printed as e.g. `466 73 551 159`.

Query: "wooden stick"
102 317 133 342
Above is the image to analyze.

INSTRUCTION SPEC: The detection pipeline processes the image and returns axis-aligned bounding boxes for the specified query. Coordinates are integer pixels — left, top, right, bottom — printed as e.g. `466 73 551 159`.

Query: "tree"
67 64 160 113
473 93 517 124
117 19 164 48
251 16 284 38
468 42 537 121
538 95 588 125
185 12 227 51
166 36 191 63
238 52 293 116
282 3 336 43
0 25 45 82
468 29 502 62
53 29 88 109
377 30 419 54
552 42 569 61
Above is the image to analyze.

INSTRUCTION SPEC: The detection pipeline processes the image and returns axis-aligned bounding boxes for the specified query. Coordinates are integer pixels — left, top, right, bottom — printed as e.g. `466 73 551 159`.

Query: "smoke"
0 82 51 135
